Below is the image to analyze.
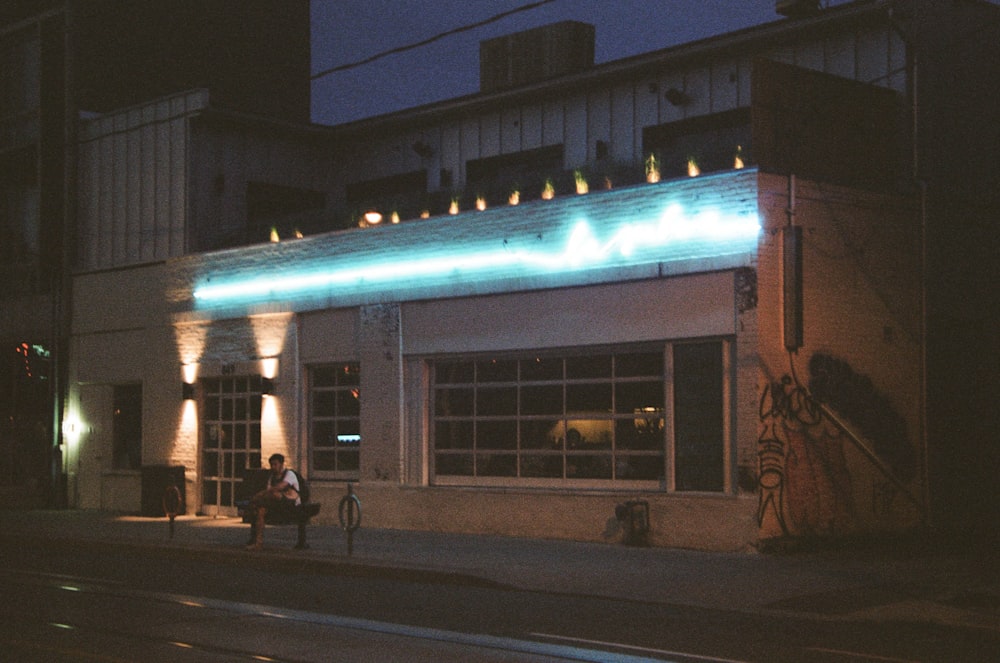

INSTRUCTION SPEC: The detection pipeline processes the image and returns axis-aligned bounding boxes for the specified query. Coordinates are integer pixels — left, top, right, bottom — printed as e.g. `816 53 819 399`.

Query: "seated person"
246 453 300 550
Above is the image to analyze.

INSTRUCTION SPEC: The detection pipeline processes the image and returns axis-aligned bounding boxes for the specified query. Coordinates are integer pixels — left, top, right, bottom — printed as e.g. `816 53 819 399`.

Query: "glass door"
201 376 263 515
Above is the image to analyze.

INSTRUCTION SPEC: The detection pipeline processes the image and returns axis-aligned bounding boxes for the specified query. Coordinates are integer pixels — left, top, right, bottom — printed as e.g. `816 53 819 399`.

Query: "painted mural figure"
245 453 301 550
757 374 856 539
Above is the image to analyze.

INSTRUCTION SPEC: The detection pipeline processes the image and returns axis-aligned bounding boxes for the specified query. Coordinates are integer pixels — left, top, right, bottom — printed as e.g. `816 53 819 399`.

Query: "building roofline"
324 0 891 134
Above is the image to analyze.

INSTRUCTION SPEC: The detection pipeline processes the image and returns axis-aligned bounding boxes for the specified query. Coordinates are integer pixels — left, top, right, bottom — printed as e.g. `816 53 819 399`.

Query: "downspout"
886 0 929 525
787 173 796 228
914 64 929 529
783 174 802 354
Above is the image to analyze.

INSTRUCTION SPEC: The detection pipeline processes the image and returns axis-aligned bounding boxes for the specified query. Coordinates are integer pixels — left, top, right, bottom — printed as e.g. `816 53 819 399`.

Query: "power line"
311 0 557 80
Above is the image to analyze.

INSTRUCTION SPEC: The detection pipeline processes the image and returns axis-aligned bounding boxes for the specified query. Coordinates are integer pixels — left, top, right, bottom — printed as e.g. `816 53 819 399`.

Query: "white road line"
533 632 750 663
8 569 670 663
803 646 921 663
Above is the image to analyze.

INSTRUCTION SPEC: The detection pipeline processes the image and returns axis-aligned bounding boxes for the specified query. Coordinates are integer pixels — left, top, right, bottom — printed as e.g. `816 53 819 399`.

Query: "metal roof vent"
480 21 595 93
776 0 821 17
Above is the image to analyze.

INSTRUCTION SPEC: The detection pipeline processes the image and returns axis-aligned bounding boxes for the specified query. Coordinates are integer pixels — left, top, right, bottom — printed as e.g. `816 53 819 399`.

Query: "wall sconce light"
261 377 275 397
182 383 196 400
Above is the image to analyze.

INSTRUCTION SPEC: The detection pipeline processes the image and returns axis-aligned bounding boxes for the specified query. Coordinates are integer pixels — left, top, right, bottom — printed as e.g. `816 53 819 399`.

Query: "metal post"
338 483 362 556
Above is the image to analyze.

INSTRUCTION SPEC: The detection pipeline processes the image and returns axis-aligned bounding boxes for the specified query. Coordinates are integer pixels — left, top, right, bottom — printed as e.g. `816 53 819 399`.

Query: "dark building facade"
0 0 310 505
3 0 996 549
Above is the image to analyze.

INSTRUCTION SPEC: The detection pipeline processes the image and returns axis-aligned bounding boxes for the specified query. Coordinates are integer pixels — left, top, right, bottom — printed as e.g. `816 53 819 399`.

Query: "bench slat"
237 501 321 525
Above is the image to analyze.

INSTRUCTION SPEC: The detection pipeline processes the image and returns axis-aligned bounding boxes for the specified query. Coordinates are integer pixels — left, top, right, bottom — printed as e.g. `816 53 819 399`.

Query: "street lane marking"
804 647 920 663
8 569 669 663
7 569 126 586
533 632 750 663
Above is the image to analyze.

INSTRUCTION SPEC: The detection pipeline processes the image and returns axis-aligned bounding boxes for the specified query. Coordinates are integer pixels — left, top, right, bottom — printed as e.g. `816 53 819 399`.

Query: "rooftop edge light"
193 202 760 305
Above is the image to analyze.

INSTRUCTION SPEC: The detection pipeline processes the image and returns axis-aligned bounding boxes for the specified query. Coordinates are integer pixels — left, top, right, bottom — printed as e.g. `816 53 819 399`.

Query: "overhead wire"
311 0 557 80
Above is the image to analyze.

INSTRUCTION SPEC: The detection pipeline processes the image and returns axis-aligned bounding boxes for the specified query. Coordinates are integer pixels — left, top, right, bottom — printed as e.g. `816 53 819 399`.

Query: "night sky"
309 0 856 125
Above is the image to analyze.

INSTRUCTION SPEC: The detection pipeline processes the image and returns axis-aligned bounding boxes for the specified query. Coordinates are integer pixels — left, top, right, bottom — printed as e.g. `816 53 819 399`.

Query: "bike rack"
338 483 362 556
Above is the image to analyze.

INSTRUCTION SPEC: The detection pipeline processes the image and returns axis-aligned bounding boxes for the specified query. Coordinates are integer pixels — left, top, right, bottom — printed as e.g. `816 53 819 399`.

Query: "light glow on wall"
250 313 293 362
174 322 209 368
193 202 760 306
180 399 197 432
261 396 287 461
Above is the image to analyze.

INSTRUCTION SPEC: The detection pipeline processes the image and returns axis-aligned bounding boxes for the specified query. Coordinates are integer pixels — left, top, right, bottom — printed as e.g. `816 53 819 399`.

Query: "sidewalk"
2 508 997 634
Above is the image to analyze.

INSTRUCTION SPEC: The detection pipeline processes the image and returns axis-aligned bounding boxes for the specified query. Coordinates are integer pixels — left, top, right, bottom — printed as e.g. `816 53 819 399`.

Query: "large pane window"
309 363 360 479
432 347 669 487
673 342 725 491
431 342 728 491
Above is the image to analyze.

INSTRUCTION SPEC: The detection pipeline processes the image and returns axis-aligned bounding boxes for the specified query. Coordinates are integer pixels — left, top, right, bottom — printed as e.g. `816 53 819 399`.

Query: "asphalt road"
0 538 995 662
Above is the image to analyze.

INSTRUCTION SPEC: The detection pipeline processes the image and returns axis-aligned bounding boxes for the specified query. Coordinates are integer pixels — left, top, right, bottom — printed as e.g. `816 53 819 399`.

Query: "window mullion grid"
433 348 669 486
664 343 676 492
611 355 619 481
516 361 522 479
335 384 344 473
561 373 568 480
471 365 478 477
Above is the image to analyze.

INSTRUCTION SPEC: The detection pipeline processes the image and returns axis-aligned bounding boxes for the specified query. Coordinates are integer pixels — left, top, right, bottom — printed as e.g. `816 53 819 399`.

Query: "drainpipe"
783 174 803 354
787 173 796 228
886 0 929 524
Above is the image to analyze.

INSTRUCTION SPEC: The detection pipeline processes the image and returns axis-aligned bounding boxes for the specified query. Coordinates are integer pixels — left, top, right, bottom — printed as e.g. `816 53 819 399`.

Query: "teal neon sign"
193 202 760 305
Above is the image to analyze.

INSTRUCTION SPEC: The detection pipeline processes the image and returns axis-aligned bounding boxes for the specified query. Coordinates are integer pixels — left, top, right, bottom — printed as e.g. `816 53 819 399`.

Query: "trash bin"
140 465 186 517
615 499 650 546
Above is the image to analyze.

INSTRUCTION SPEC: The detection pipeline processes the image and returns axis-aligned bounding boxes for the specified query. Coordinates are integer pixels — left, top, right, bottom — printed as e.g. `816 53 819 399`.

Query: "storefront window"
309 363 360 479
431 341 727 490
673 342 725 491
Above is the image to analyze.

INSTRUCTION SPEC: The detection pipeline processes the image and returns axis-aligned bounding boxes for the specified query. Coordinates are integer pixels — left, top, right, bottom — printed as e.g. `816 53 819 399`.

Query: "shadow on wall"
808 353 914 483
756 353 915 541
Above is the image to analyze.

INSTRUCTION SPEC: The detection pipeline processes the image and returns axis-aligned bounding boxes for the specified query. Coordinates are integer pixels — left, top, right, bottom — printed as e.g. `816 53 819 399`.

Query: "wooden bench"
235 469 321 549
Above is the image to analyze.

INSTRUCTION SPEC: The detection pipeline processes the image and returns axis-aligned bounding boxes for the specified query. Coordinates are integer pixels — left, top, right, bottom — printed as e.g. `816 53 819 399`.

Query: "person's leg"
246 509 257 545
246 491 270 550
247 504 266 550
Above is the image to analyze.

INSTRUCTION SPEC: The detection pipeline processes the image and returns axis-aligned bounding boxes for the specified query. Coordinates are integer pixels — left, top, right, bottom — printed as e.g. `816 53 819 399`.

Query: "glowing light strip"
193 204 760 304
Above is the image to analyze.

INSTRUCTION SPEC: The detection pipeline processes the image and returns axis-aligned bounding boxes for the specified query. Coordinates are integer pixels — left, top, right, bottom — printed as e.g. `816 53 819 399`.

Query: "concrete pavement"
2 508 997 635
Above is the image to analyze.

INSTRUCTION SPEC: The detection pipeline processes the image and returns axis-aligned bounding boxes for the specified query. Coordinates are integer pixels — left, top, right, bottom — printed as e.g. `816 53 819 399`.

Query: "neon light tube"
193 202 760 305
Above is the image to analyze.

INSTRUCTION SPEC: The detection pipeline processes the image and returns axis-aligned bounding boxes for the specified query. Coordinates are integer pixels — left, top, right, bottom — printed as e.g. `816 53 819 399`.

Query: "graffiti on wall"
756 373 855 537
757 354 915 538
